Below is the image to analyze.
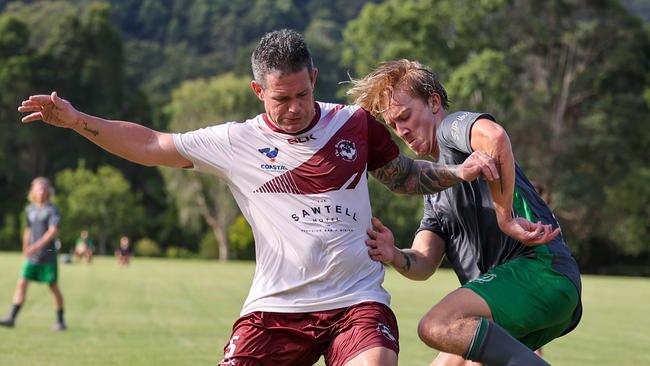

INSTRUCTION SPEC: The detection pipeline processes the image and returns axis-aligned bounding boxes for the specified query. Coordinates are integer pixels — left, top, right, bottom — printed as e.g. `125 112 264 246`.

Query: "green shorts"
21 260 58 284
463 252 579 350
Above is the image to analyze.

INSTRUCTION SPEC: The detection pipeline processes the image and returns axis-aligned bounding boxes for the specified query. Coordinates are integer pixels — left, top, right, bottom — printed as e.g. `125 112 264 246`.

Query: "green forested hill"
19 0 379 108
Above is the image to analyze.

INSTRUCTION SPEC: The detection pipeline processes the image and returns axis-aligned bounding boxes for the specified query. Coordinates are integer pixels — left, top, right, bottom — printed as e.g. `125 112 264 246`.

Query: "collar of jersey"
262 102 321 136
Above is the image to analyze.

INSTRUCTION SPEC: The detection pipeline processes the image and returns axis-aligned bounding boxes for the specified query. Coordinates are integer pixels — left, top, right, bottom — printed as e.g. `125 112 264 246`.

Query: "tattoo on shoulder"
82 121 99 137
371 154 460 194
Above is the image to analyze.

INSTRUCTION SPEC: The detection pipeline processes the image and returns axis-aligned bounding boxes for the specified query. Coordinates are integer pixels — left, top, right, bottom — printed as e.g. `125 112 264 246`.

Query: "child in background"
0 177 67 331
115 236 131 267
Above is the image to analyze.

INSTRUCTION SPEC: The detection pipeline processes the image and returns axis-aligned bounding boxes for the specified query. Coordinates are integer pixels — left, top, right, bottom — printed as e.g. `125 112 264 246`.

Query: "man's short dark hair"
251 29 314 88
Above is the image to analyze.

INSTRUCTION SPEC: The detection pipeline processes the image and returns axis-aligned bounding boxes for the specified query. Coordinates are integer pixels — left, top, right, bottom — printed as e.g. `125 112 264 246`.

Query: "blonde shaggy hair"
347 59 449 118
28 176 54 203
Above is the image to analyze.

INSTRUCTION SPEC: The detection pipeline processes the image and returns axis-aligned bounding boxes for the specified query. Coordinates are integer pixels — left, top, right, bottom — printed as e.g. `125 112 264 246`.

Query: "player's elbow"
140 131 163 166
140 131 177 167
484 122 510 150
143 132 192 168
411 268 436 281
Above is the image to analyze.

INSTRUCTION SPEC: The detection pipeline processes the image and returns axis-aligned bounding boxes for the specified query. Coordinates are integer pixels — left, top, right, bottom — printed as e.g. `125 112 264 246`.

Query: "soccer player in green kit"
349 60 582 366
0 177 67 331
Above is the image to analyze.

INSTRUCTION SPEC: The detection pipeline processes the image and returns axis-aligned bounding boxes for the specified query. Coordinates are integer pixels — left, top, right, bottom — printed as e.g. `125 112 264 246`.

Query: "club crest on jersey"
258 147 279 162
334 140 357 162
376 322 397 343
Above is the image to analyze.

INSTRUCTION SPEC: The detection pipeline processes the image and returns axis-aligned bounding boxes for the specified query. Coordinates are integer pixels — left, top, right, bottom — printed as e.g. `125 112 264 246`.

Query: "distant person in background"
74 229 94 264
349 59 582 366
115 236 131 267
0 177 67 331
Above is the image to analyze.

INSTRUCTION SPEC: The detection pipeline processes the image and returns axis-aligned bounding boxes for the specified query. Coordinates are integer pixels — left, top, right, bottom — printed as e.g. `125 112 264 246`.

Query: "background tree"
55 163 146 254
162 73 262 261
0 15 39 247
0 2 194 254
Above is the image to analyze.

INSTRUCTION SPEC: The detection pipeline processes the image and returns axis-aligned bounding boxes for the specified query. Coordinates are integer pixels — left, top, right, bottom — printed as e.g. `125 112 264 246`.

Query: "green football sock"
464 317 550 366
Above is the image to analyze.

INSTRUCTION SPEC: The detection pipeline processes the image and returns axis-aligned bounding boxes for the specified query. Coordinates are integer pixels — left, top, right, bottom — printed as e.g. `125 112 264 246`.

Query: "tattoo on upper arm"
82 120 99 137
371 154 412 189
371 154 461 194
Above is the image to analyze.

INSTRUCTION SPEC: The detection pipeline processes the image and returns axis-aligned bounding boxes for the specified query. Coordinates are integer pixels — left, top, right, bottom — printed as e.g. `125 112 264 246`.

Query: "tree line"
0 0 648 274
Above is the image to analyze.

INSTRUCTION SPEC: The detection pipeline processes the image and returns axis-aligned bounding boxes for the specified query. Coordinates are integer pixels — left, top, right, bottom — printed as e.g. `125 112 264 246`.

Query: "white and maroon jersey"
173 102 399 315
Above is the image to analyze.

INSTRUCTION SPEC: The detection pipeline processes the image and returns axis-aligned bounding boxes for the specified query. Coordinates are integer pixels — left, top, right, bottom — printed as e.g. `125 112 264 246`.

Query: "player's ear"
310 68 318 89
251 80 265 101
428 94 442 114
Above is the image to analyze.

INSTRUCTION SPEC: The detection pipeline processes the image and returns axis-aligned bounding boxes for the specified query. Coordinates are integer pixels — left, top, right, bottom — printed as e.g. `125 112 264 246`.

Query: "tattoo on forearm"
398 252 417 272
82 121 99 137
371 154 461 194
412 160 461 192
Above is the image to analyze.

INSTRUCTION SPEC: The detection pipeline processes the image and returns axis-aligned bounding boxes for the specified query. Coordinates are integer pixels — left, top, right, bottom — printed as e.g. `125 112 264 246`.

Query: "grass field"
0 253 648 365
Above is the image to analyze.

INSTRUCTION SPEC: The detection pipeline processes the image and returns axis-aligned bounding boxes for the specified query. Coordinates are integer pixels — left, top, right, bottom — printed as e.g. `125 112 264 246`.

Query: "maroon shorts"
217 301 399 366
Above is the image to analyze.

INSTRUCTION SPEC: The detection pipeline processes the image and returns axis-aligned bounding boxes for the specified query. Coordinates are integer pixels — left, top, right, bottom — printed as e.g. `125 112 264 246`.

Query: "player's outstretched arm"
366 217 444 280
370 151 498 195
18 92 191 168
470 118 559 245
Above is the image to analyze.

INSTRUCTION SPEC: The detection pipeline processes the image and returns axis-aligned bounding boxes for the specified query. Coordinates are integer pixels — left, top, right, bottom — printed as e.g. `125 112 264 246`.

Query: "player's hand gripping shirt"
174 102 399 315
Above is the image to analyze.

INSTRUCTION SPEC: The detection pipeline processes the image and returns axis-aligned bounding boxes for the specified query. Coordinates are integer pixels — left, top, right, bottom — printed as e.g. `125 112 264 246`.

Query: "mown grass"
0 253 647 365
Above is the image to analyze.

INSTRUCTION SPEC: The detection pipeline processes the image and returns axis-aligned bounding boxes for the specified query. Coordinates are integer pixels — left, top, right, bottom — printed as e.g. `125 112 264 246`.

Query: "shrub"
166 246 194 259
134 238 161 257
228 215 254 260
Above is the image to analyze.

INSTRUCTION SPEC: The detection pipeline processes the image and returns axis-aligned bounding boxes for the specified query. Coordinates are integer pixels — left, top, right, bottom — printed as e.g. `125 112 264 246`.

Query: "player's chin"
281 117 309 132
412 149 431 159
411 142 430 157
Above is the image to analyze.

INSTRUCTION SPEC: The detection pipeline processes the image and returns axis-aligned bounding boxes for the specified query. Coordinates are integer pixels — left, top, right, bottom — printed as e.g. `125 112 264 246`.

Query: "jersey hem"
240 296 391 316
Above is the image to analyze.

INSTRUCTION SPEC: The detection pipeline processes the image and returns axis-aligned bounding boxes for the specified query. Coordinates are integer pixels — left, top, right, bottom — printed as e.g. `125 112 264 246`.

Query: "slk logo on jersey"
334 140 357 162
287 134 317 144
258 147 279 162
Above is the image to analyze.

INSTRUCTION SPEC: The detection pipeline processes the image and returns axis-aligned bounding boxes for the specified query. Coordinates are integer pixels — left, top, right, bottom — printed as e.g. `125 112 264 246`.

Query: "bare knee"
418 288 492 355
418 310 449 349
17 278 28 288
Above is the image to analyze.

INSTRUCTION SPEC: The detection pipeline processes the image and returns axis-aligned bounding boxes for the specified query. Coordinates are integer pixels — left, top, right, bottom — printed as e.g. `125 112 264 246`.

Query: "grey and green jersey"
25 203 60 264
418 111 581 293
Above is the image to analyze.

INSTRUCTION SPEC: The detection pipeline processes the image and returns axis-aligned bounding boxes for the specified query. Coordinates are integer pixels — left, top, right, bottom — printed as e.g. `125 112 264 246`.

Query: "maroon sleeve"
366 111 400 171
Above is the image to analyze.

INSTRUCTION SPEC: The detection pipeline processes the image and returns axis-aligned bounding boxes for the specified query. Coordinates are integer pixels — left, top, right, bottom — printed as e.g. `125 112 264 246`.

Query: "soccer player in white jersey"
17 29 498 366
